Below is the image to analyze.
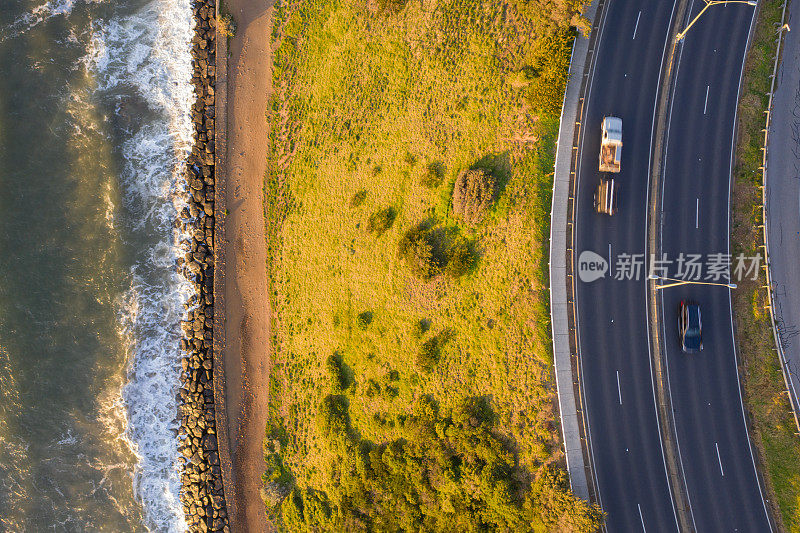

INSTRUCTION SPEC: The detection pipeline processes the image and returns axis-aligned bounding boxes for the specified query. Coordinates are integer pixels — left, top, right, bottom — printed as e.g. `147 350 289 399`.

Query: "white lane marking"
696 198 700 228
638 503 647 532
633 10 642 40
609 243 612 269
617 370 623 404
704 85 710 114
716 442 725 476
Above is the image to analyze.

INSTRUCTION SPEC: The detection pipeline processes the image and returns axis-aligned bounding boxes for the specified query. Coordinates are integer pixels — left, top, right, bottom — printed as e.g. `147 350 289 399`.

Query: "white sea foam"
86 0 194 531
2 0 103 42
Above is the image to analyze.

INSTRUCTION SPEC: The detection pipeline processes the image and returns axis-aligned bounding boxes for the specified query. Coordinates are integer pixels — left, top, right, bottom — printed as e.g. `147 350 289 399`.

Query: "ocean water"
0 0 192 530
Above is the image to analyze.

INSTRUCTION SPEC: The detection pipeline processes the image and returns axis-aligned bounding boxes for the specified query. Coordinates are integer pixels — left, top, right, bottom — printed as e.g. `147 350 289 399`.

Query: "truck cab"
599 116 622 173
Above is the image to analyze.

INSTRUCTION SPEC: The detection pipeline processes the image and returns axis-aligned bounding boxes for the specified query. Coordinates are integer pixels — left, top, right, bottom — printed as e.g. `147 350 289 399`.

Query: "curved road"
658 1 772 530
574 0 773 530
574 1 679 530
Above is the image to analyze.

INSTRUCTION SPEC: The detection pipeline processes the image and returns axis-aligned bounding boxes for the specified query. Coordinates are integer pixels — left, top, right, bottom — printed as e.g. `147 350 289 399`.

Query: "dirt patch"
221 0 274 531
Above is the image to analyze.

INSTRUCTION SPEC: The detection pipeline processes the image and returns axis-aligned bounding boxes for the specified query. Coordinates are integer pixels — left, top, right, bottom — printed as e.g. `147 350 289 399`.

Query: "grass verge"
262 0 603 530
732 0 800 529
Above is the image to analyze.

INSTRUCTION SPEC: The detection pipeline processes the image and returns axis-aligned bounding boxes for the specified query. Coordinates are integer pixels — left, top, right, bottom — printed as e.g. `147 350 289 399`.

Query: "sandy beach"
221 0 274 530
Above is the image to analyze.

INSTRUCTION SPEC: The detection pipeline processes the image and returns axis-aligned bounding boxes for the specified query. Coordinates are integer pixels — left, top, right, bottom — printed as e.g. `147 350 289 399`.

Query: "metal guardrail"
758 0 800 434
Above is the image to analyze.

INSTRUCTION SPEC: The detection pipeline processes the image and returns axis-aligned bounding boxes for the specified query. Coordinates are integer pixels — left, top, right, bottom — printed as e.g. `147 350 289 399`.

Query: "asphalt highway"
573 1 679 530
658 1 772 530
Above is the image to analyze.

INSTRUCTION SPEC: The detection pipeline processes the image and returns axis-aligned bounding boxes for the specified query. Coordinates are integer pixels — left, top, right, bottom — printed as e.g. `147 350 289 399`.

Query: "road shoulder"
549 0 600 503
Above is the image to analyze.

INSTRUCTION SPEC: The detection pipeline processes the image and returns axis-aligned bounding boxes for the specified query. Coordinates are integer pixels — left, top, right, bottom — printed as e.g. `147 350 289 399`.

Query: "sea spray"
86 0 194 530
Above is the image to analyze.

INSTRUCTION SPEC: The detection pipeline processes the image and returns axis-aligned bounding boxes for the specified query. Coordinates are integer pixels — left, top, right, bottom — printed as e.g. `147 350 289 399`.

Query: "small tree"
397 225 441 280
452 169 495 225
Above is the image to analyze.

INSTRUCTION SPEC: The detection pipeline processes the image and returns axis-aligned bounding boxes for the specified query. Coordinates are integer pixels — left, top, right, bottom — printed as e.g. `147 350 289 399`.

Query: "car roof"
687 304 700 327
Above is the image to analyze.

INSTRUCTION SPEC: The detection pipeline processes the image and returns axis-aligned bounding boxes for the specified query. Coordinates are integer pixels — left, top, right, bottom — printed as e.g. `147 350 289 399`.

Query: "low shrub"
349 189 367 208
420 161 445 188
316 395 353 449
324 353 350 393
452 169 495 225
356 311 373 329
525 27 576 114
372 0 409 15
381 384 399 400
416 337 441 372
411 318 430 338
218 13 236 38
444 236 476 278
365 379 382 398
366 207 396 236
286 394 605 530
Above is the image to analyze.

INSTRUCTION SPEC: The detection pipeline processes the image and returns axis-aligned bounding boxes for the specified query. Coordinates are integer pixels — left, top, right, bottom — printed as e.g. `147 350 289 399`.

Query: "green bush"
356 311 373 329
420 161 445 188
291 394 604 530
444 237 476 278
416 337 441 372
316 395 353 448
397 224 442 280
525 27 576 114
324 353 350 392
410 318 430 338
366 207 396 236
281 488 334 531
349 189 367 208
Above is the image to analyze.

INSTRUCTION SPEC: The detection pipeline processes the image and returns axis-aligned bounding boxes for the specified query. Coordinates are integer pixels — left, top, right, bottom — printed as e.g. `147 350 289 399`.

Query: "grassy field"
262 0 602 529
732 0 800 529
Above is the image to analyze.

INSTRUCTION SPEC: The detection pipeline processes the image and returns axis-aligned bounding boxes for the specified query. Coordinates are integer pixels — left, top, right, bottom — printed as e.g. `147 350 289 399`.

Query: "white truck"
598 116 622 173
595 116 622 216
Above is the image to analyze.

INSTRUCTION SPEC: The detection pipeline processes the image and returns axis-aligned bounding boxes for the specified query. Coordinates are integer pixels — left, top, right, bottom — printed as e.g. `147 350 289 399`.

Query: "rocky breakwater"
176 1 228 532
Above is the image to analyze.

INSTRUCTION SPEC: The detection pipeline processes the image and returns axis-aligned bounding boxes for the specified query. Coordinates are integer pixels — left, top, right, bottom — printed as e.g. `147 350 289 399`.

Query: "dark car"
678 301 703 353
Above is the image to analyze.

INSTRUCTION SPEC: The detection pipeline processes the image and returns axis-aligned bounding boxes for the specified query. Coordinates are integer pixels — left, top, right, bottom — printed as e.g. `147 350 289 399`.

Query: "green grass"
732 0 800 530
263 0 601 529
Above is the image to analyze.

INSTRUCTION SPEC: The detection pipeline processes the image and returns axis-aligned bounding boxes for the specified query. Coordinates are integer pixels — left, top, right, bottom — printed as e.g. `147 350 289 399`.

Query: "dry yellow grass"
263 0 600 529
732 0 800 529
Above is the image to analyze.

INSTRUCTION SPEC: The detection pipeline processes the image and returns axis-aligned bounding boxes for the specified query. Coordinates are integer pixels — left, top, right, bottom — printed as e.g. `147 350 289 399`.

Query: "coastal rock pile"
177 1 228 532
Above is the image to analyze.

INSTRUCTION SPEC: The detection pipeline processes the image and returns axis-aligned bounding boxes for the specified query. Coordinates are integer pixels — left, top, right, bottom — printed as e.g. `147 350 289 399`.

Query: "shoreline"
175 0 230 531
